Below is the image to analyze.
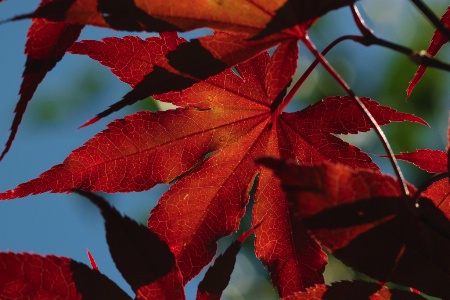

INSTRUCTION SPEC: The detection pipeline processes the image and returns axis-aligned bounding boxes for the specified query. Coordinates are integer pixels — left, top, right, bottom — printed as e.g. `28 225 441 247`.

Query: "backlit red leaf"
6 1 361 130
86 249 98 271
407 6 450 96
393 149 447 173
0 252 131 300
16 0 351 35
68 32 185 88
259 158 450 299
251 0 357 40
0 12 83 161
0 44 426 296
0 253 81 299
73 31 291 125
423 178 450 219
252 165 327 296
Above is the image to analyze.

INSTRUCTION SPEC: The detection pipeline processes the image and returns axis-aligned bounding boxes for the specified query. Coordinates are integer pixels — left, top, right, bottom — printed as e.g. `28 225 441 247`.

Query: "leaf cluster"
0 0 449 299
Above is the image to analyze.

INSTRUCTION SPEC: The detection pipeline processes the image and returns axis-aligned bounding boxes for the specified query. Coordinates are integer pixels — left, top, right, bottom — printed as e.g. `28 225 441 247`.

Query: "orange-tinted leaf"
0 45 425 296
407 6 450 96
0 252 131 300
251 0 357 40
10 0 358 126
147 121 269 283
259 158 450 299
74 32 291 125
76 191 184 299
393 149 447 173
21 0 275 33
16 0 351 35
0 13 83 161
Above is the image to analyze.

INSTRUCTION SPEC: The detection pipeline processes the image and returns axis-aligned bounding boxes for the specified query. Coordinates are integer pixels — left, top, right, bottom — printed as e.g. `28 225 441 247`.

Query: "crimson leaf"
0 0 83 161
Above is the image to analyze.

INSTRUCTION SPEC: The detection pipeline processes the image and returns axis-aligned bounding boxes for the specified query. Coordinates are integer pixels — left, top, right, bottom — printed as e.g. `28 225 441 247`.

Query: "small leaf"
391 149 447 173
407 6 450 96
196 228 255 300
75 190 184 299
86 249 98 271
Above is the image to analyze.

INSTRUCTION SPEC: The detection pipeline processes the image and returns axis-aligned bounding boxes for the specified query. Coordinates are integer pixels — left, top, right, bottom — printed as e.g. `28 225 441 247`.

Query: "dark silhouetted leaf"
75 190 184 298
196 228 254 300
323 281 381 300
70 259 132 300
251 0 357 40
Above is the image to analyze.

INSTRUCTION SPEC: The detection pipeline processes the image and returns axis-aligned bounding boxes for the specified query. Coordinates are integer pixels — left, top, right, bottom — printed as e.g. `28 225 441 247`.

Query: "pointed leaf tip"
79 116 101 128
389 149 447 173
86 249 99 271
197 228 254 299
408 7 450 97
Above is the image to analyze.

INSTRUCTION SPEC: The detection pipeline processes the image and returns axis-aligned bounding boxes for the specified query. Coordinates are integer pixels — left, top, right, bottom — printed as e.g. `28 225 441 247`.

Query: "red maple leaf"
0 189 249 299
2 0 359 161
6 0 356 128
18 0 354 34
407 6 450 96
0 0 83 161
0 33 426 296
0 252 132 299
260 158 450 299
392 149 447 173
392 118 449 218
